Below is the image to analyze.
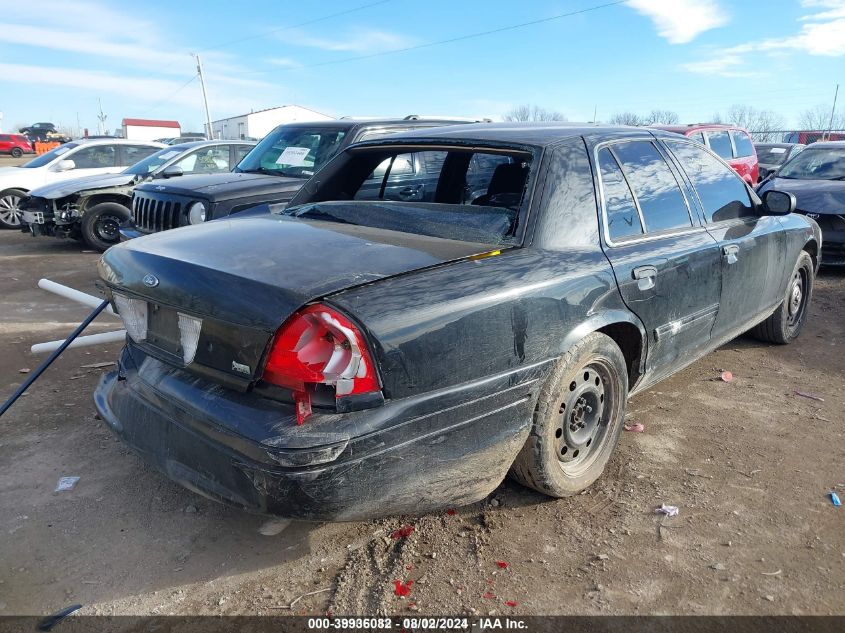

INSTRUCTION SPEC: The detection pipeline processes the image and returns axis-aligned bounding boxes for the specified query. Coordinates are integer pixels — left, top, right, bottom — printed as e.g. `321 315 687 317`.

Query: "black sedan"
754 142 805 181
94 124 820 520
758 141 845 265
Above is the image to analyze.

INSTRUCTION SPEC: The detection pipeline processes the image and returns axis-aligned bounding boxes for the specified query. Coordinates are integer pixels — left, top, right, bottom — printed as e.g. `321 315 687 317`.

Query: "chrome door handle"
723 244 739 265
632 265 657 291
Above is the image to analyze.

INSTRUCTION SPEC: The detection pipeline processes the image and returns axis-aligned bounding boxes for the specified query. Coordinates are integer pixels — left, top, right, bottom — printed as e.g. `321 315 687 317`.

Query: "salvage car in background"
652 123 759 184
121 116 486 239
0 139 164 229
755 142 805 182
95 123 819 520
20 140 255 251
757 141 845 265
0 133 35 158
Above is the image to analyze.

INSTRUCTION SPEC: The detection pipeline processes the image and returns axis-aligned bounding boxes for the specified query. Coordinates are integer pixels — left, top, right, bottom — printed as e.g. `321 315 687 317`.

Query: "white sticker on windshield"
54 146 71 156
158 150 180 160
276 146 310 166
769 147 787 154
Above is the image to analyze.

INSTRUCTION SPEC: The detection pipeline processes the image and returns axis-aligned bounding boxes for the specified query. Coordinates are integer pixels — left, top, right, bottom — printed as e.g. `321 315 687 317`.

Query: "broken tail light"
262 304 380 424
112 292 147 342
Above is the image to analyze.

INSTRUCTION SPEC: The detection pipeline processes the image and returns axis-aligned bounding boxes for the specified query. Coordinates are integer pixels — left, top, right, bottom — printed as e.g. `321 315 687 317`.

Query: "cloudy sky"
0 0 842 134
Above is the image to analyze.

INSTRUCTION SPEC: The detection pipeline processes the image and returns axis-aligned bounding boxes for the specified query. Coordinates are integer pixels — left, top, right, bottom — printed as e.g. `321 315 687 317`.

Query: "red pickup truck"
651 124 759 184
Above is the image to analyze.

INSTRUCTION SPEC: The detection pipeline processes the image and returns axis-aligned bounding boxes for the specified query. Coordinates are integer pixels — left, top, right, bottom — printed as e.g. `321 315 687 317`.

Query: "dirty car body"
95 124 820 521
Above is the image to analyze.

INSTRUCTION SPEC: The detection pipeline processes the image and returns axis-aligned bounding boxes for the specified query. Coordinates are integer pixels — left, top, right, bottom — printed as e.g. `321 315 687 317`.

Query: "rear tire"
510 332 628 497
750 251 814 345
10 147 22 158
0 188 27 229
80 202 130 252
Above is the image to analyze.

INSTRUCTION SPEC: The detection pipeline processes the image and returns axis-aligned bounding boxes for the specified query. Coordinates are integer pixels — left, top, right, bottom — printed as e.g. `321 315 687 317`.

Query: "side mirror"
160 165 183 179
761 190 795 216
55 159 76 172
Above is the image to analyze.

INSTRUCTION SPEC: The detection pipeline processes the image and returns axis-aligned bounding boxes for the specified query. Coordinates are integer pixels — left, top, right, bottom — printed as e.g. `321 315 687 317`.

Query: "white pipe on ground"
38 278 117 316
31 330 126 354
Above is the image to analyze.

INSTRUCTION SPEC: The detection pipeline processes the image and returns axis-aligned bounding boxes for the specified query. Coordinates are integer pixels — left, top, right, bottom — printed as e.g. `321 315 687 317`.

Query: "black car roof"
800 141 845 149
350 122 671 148
276 118 484 131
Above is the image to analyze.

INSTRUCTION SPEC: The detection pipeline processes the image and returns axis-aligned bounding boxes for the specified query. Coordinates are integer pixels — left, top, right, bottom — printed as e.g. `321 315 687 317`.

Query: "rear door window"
123 145 159 165
233 144 252 166
707 131 733 159
69 144 118 168
689 132 706 145
611 141 693 233
597 147 643 241
731 131 754 158
665 140 753 223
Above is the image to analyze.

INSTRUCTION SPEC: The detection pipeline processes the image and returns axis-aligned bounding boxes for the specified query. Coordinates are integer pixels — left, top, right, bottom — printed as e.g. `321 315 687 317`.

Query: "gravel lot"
1 228 843 617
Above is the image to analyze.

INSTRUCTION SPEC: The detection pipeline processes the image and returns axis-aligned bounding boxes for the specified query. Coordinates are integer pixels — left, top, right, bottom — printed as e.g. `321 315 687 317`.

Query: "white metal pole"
31 330 127 355
37 279 117 315
195 54 214 140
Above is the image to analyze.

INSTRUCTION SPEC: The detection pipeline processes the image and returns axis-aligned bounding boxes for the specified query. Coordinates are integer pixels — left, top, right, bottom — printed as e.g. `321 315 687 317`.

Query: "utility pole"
194 54 213 139
825 83 839 141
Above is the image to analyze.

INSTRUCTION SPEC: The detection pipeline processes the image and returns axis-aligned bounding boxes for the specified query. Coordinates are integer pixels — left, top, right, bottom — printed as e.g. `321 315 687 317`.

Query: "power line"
197 0 396 53
141 74 198 116
250 0 627 73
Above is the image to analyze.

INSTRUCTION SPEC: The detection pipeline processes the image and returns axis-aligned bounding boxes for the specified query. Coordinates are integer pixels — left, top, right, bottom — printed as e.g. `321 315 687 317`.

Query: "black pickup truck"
121 117 485 239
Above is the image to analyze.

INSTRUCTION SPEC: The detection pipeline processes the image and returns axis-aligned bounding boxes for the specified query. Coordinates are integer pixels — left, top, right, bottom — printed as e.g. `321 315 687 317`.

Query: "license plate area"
147 303 182 357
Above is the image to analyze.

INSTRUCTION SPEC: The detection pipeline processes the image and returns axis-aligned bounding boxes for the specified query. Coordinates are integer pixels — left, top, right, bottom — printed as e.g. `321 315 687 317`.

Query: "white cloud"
279 28 415 53
683 0 845 76
627 0 729 44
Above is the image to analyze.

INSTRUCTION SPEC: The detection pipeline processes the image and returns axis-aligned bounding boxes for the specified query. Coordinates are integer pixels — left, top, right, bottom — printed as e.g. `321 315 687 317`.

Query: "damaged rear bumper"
94 346 542 520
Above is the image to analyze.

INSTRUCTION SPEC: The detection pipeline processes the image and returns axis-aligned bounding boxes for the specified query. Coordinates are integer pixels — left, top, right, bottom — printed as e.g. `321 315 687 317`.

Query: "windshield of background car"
283 147 533 245
19 143 79 168
777 147 845 180
124 145 191 175
757 145 793 166
235 127 347 178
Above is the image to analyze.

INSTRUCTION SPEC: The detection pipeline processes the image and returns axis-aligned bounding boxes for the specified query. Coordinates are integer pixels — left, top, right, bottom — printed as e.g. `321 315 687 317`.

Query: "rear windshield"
20 142 79 168
283 147 533 245
235 126 348 179
756 145 792 166
777 147 845 180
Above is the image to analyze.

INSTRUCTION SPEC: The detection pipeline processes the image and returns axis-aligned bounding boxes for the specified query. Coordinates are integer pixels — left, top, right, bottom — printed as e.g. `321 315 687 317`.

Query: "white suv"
0 138 165 228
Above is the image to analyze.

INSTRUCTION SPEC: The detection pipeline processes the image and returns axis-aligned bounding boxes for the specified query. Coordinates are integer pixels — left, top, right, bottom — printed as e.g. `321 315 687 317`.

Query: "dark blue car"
758 141 845 265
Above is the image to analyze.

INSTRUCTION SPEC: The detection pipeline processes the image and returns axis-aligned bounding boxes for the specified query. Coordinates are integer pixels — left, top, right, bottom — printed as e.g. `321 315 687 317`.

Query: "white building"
211 105 333 141
122 118 181 141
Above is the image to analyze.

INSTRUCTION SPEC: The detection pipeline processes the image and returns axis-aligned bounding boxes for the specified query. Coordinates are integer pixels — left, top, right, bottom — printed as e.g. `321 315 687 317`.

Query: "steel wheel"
510 332 628 497
95 213 122 242
556 360 614 477
0 192 22 227
786 267 808 332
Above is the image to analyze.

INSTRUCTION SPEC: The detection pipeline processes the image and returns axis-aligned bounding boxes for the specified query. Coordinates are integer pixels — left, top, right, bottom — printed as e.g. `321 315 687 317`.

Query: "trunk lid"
100 214 502 384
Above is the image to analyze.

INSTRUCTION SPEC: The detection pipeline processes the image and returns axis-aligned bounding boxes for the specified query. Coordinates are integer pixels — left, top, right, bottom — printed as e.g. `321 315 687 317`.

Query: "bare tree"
721 104 786 141
710 112 724 124
608 111 645 126
503 104 567 122
644 109 679 125
799 104 845 131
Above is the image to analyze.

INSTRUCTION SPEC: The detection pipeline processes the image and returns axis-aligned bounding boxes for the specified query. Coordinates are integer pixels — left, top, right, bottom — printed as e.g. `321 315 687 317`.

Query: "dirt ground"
1 229 843 617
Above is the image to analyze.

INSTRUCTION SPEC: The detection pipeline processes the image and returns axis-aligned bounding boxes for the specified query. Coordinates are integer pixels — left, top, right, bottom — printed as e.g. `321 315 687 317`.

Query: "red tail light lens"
262 304 380 423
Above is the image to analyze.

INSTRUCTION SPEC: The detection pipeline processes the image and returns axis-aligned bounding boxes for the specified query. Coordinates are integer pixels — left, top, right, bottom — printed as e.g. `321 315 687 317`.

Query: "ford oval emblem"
143 274 159 288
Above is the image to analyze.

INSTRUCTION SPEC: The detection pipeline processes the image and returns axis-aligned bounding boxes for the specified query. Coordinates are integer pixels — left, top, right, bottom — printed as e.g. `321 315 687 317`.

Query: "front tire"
80 202 130 252
510 332 628 497
0 188 26 229
750 251 814 345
